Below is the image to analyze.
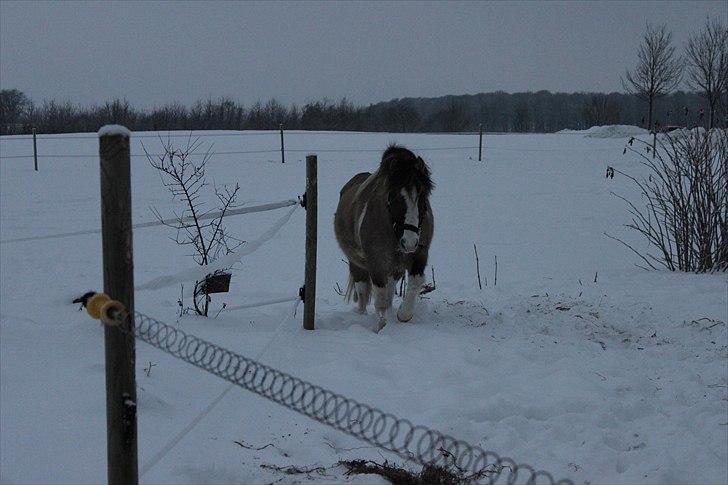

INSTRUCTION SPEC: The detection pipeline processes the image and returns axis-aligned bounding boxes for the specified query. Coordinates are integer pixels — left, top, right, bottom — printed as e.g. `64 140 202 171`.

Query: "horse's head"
380 145 433 253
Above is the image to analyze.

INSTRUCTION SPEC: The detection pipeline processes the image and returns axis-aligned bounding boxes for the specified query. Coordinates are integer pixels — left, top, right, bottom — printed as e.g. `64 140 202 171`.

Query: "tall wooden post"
98 125 139 485
33 128 38 171
303 154 317 330
478 124 483 162
280 124 285 164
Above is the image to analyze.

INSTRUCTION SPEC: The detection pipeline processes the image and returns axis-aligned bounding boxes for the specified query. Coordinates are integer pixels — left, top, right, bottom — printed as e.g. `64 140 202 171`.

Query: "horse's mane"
379 144 434 197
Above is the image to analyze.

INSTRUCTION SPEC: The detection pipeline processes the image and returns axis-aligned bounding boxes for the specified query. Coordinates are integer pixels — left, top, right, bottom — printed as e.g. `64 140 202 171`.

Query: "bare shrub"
608 129 727 272
144 135 243 316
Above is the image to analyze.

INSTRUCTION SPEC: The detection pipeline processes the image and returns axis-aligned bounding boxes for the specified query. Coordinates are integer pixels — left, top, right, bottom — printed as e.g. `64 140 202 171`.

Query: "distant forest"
0 88 724 135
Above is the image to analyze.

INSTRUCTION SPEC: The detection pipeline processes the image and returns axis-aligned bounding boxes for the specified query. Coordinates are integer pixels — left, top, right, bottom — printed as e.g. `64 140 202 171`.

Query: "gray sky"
1 1 725 108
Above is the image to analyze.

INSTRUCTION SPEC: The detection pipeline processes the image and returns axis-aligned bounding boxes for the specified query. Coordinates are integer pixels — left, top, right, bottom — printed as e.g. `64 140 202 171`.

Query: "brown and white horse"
334 145 434 331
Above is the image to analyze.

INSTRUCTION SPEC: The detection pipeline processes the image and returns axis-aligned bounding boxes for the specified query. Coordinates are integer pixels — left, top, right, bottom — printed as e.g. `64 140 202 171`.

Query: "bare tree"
0 89 32 134
685 17 728 129
722 45 728 127
622 23 683 131
144 135 243 316
581 94 620 127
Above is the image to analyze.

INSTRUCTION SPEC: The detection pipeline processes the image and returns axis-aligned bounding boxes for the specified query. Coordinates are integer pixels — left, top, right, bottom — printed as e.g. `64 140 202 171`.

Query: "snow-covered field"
1 129 726 484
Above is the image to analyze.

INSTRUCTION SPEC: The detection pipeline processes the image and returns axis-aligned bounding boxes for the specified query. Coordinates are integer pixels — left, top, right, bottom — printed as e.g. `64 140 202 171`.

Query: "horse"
334 145 434 331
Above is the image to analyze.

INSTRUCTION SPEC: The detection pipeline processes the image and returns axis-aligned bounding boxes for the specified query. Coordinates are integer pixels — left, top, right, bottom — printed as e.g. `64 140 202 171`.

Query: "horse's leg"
349 262 370 314
396 273 424 322
371 273 394 332
397 253 427 322
356 281 371 314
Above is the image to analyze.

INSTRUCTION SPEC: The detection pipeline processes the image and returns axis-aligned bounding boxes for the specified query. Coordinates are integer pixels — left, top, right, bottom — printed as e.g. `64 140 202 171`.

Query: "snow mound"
559 125 648 138
661 126 716 140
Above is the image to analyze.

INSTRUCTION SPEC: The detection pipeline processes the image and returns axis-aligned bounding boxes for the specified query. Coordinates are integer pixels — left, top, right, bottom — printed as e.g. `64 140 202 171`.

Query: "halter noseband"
401 223 420 234
393 221 420 235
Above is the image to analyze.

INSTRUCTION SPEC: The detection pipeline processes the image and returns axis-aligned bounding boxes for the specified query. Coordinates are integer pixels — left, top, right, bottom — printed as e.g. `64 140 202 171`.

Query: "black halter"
393 221 420 235
401 223 420 234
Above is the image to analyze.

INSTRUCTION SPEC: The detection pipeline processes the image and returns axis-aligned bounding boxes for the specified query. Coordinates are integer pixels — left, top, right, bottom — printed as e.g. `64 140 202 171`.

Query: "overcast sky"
1 1 725 108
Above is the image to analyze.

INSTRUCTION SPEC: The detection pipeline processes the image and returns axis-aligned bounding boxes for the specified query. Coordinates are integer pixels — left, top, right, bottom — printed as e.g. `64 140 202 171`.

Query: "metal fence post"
99 125 139 485
478 124 483 162
33 128 38 171
280 124 285 164
303 154 317 330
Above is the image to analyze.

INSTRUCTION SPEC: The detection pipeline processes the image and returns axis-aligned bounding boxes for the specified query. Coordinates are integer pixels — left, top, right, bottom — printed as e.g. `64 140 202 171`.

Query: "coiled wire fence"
131 310 574 484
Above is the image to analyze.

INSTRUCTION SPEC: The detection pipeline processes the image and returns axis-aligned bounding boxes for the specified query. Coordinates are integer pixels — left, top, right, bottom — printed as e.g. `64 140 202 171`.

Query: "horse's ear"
416 156 430 175
415 156 434 193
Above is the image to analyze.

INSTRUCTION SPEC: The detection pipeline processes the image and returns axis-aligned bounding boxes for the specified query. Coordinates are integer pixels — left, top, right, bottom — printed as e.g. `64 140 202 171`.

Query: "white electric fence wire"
1 227 104 244
135 199 298 229
224 295 300 313
139 297 302 477
0 199 298 244
136 204 298 292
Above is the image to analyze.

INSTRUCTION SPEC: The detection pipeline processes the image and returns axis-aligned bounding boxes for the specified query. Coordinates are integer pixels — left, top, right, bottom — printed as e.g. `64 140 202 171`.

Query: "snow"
559 125 649 138
97 124 132 138
0 129 726 484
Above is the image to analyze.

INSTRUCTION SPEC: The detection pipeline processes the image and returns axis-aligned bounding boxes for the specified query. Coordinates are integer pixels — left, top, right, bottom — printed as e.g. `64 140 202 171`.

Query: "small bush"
610 129 727 272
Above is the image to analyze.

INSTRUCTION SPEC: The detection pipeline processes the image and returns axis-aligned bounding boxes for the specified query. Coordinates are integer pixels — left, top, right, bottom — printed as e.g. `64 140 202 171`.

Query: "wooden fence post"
98 125 139 485
478 124 483 162
280 124 285 164
33 128 38 171
303 154 317 330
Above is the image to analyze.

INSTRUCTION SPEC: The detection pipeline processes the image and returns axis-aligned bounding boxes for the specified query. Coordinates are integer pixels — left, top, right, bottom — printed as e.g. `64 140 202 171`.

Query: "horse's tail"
345 273 357 303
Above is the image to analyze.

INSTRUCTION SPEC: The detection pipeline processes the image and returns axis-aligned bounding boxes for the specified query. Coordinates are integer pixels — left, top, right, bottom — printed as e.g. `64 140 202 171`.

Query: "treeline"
383 90 720 132
0 88 721 135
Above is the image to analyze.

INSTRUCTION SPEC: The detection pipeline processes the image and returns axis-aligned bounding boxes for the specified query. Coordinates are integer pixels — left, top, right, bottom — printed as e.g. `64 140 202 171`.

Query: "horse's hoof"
355 307 367 315
375 318 387 333
396 309 413 322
